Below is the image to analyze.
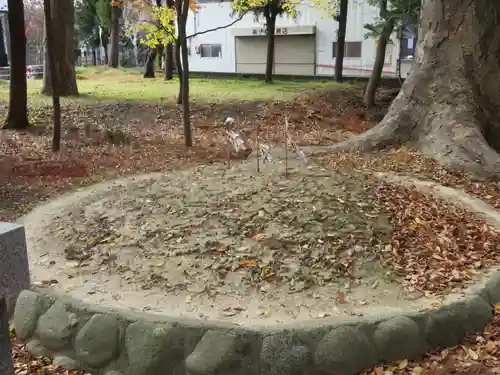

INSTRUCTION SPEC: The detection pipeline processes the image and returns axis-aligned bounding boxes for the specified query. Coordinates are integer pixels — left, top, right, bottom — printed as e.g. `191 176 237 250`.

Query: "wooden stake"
284 117 289 178
256 122 260 172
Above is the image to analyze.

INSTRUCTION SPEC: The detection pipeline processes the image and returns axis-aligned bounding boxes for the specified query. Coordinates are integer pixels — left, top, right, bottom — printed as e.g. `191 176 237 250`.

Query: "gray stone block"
373 316 426 362
425 295 492 350
25 339 49 358
0 299 13 375
125 322 184 375
485 272 500 305
75 314 120 367
426 303 467 348
53 355 79 370
314 325 378 375
37 301 77 350
463 295 493 332
260 332 311 375
185 330 240 375
13 290 47 340
0 223 30 315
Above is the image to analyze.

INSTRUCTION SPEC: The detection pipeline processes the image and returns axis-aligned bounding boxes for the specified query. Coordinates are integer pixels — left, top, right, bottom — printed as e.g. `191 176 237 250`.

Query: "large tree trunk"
41 0 78 96
3 0 30 130
264 12 276 84
108 4 121 68
143 48 157 78
334 0 348 83
318 0 500 180
92 49 97 65
363 20 394 107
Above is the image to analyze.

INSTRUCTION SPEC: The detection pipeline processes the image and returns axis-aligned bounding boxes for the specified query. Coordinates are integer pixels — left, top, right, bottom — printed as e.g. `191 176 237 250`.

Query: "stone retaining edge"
12 173 500 375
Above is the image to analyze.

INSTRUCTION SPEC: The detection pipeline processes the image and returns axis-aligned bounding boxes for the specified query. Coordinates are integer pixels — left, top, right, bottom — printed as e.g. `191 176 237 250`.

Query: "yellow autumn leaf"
398 359 409 369
494 303 500 314
485 340 497 353
412 367 424 375
253 233 265 241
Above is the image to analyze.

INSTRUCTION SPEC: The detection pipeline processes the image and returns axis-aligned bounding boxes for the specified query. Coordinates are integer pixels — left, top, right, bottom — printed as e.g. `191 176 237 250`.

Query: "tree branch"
187 14 245 39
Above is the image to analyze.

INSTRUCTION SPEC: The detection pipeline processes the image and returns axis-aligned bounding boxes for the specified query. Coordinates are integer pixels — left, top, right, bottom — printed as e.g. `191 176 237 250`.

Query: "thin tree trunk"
264 12 276 84
92 49 97 65
179 0 191 147
44 0 61 153
0 15 7 67
165 0 175 81
316 0 500 180
41 0 78 96
3 0 29 130
175 32 183 104
108 4 121 68
334 0 348 82
165 42 174 80
363 20 394 107
143 48 157 78
103 43 109 65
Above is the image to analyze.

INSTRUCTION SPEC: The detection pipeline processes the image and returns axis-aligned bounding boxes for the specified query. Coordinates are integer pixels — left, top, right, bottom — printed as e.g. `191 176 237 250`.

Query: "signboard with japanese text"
251 27 290 36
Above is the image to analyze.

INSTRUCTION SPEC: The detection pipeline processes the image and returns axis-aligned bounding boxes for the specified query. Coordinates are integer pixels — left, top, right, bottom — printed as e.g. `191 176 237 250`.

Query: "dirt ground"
24 156 445 325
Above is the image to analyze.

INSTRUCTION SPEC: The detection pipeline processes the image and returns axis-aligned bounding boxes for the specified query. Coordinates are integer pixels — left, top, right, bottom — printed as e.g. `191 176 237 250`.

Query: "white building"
184 0 416 79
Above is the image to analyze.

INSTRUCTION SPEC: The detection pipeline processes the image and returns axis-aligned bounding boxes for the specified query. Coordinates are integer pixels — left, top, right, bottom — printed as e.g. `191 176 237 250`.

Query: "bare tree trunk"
3 0 30 130
165 0 175 80
43 0 61 153
108 4 121 68
363 20 394 107
165 43 174 80
317 0 500 180
143 48 157 78
92 49 97 65
264 12 276 84
103 43 109 65
0 15 7 67
334 0 348 82
41 0 78 96
175 33 183 104
178 0 192 146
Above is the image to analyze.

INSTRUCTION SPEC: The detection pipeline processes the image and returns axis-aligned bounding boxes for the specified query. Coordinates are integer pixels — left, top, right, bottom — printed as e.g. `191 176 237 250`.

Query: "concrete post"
0 223 30 375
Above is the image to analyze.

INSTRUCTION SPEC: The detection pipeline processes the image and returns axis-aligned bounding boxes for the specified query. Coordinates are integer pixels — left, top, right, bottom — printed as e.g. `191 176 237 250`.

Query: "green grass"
0 66 347 106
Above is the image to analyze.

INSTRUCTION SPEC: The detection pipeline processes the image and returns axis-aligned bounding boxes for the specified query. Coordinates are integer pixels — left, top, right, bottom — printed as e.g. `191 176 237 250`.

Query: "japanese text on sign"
252 27 288 35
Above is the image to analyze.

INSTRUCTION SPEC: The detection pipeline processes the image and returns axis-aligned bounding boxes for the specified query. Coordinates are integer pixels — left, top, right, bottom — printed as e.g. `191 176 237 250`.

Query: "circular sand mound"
24 159 441 326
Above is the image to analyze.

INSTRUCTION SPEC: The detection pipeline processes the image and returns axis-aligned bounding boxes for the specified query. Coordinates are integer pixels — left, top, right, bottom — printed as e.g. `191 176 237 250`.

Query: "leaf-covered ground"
2 70 500 374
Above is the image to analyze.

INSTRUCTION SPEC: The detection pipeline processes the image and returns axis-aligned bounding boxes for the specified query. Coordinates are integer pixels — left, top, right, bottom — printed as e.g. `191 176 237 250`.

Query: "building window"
400 25 417 59
332 41 362 58
200 44 222 58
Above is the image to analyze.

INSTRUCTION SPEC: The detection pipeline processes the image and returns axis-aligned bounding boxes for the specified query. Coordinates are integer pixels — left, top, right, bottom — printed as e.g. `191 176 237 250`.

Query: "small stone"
314 326 377 375
13 291 49 340
25 339 49 358
125 322 185 375
374 316 426 361
260 332 311 375
36 301 77 350
185 331 238 375
53 355 79 370
75 314 120 367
